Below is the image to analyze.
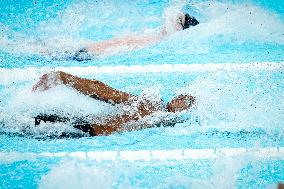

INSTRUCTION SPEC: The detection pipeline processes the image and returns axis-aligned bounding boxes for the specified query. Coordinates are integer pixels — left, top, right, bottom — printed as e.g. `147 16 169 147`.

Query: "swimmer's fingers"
32 74 48 92
32 72 62 92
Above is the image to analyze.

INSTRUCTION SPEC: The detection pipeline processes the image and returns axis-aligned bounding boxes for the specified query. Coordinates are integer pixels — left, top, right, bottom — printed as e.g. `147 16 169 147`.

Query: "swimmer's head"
177 13 199 30
166 94 195 112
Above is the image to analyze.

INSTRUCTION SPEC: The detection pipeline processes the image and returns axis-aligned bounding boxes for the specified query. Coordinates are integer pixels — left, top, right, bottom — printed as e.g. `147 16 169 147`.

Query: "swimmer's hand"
32 71 63 92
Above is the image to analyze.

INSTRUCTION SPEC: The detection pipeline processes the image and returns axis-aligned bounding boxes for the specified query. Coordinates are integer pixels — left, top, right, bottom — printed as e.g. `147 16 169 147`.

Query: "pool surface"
0 0 284 188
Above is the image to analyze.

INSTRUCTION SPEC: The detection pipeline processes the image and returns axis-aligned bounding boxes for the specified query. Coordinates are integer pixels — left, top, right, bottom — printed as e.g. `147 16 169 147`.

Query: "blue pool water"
0 0 284 188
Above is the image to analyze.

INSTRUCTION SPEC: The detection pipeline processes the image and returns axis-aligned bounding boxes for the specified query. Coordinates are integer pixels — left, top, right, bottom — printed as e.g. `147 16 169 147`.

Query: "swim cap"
182 13 199 30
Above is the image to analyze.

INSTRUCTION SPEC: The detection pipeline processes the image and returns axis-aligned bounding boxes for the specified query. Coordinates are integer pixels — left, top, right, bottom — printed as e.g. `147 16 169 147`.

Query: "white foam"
0 62 283 85
39 158 120 189
0 147 283 164
193 1 284 44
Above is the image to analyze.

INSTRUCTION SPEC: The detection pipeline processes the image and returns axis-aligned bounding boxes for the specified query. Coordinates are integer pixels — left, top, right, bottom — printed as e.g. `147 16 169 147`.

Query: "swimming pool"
0 0 284 188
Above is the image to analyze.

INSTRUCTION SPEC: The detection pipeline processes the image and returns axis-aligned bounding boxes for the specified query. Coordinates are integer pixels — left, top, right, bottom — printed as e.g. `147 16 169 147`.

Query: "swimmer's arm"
32 71 134 104
91 102 158 136
59 71 135 104
91 114 152 136
91 114 139 136
85 34 163 54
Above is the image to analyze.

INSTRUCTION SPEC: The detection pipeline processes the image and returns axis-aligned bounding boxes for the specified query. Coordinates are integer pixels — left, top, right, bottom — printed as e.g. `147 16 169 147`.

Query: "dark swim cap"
182 13 199 30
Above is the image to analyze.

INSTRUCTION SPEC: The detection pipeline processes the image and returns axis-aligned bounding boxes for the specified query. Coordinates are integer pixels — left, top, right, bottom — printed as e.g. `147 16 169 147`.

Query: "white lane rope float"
0 147 283 163
0 62 283 85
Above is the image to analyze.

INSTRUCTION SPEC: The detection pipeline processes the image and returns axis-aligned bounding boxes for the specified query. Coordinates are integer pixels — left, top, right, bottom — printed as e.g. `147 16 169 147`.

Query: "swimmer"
32 71 196 136
69 13 199 61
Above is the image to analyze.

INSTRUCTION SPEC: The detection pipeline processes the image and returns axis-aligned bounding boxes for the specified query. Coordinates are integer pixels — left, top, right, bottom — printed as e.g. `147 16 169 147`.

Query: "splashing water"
0 0 284 188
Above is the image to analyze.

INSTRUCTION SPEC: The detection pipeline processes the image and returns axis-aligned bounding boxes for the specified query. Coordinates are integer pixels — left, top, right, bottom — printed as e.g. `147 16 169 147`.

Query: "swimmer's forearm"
86 34 163 54
58 71 132 104
91 114 138 136
91 112 154 136
91 102 158 136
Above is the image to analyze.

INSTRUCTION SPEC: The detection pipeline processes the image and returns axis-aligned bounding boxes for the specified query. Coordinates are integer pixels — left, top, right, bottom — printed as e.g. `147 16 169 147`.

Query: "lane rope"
0 147 283 163
0 62 283 85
